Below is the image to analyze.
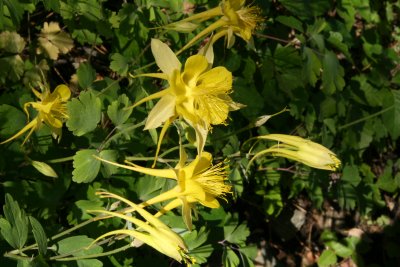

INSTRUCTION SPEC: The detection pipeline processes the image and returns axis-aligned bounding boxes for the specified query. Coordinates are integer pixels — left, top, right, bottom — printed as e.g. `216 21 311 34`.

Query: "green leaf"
72 149 101 183
341 165 361 186
57 235 103 267
0 218 14 248
275 16 303 32
77 63 97 89
0 31 25 53
66 90 102 136
42 0 60 12
223 247 240 267
0 194 28 249
322 51 345 94
99 150 119 178
72 29 103 45
107 94 133 126
376 163 397 193
110 53 130 76
183 227 212 264
329 240 353 258
224 223 250 245
29 216 47 255
37 22 74 60
0 104 25 138
303 47 321 86
326 31 351 60
382 90 400 140
30 160 58 178
318 249 337 267
279 0 332 18
1 0 24 29
0 55 25 82
239 245 258 267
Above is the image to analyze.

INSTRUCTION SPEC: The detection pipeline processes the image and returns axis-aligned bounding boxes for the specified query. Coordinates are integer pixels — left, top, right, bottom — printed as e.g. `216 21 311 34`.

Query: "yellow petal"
53 84 71 101
94 155 177 179
198 41 214 66
181 55 209 87
144 94 176 130
43 113 63 129
0 119 38 145
190 121 209 155
181 197 193 230
151 116 176 168
151 39 181 76
127 89 170 110
130 72 168 80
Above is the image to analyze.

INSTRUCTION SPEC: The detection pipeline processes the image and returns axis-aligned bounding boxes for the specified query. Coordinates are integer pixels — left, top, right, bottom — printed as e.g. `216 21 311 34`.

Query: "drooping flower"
1 84 71 145
130 39 239 164
164 0 264 54
88 191 194 265
96 145 231 230
247 134 341 171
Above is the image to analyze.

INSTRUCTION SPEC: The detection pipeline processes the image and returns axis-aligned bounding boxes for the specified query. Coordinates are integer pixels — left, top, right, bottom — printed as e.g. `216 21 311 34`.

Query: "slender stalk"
51 244 131 261
47 156 75 163
338 105 394 130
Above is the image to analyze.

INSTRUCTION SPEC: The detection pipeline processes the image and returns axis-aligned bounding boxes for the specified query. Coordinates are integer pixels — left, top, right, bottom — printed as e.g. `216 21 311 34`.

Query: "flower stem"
51 244 131 261
338 105 394 130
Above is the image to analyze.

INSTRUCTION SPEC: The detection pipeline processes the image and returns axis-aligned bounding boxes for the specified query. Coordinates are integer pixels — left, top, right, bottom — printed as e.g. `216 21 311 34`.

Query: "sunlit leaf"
66 90 102 136
29 216 47 255
72 149 101 183
107 94 132 126
37 22 74 60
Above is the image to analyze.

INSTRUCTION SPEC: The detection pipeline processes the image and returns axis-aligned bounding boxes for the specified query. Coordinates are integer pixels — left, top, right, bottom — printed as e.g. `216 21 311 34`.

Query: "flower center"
194 161 231 199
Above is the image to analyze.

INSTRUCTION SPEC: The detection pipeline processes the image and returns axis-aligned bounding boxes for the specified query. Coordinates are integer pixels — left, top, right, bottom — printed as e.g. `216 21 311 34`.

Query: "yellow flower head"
1 84 71 145
247 134 341 171
88 191 193 264
96 146 231 230
130 39 239 163
167 0 264 54
221 0 264 47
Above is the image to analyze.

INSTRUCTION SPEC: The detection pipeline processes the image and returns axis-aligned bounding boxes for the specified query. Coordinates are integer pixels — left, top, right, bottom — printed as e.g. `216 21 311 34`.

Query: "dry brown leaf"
37 22 74 60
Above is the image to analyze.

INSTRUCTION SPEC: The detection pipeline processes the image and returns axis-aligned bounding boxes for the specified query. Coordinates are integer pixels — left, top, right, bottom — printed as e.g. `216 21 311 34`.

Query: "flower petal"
144 93 176 130
181 55 209 87
190 120 209 155
151 39 181 76
94 156 177 178
0 119 38 145
53 84 71 101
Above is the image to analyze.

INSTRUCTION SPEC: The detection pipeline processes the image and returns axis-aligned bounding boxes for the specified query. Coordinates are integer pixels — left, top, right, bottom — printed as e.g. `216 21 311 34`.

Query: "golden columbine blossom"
88 191 194 265
130 39 239 164
167 0 264 54
96 145 231 230
247 134 341 171
0 84 71 145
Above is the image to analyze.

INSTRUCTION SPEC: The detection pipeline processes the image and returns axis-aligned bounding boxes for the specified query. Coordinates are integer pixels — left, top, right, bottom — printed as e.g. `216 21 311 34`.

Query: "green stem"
338 105 394 130
102 120 146 148
51 244 131 261
3 252 31 261
47 156 74 163
8 216 100 255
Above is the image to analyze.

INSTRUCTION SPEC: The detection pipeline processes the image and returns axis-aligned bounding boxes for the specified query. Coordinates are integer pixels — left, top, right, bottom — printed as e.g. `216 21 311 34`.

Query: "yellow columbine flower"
1 84 71 145
247 134 341 171
130 39 238 164
167 0 264 54
88 191 194 265
96 146 231 230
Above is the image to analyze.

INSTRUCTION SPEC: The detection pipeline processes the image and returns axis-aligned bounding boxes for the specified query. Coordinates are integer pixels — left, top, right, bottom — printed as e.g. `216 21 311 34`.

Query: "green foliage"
0 194 28 249
0 0 399 266
66 90 102 136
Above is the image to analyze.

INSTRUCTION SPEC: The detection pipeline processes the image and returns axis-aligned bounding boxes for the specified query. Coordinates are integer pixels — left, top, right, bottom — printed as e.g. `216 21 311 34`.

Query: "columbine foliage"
0 0 399 266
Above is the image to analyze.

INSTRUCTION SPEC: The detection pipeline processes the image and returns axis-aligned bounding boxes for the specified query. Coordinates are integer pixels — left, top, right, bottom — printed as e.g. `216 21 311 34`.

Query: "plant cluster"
0 0 399 267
